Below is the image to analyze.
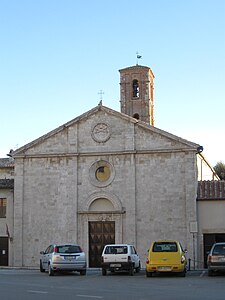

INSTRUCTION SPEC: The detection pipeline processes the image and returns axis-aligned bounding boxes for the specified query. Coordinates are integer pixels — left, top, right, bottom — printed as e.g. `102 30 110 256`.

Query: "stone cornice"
13 147 197 159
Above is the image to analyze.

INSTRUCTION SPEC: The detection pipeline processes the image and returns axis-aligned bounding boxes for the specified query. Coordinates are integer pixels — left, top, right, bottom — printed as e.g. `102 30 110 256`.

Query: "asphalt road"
0 269 225 300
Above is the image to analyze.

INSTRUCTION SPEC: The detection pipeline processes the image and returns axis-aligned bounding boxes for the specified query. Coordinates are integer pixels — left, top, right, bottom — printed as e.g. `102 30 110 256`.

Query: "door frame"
88 221 115 267
78 212 124 267
0 237 9 266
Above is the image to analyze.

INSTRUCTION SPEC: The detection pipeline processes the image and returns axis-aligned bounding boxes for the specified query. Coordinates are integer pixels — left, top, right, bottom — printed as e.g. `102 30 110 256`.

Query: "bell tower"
119 64 155 126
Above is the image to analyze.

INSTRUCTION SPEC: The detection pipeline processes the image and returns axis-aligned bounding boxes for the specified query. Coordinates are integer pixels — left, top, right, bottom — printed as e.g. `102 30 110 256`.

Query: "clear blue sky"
0 0 224 166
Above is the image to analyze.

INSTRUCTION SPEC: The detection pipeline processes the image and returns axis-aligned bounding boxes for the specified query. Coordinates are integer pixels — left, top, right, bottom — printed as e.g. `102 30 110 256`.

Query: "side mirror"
40 251 44 255
184 249 187 253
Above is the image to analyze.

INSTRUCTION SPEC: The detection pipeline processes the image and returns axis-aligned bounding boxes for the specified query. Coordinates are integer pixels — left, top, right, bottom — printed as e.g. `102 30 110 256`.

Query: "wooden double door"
89 221 115 267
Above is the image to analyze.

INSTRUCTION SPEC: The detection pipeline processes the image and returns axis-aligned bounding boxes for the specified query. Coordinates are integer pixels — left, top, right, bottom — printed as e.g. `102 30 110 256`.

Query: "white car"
40 243 86 276
207 242 225 276
101 244 141 276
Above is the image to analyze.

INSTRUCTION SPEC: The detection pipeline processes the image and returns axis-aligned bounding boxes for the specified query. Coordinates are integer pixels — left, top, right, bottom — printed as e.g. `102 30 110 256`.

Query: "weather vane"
136 52 142 65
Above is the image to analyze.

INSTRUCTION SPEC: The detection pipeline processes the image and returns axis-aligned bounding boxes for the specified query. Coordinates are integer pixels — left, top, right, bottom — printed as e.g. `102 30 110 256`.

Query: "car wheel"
136 262 141 273
129 265 134 276
208 270 214 277
80 270 86 276
48 264 54 276
40 260 45 273
146 271 152 277
179 270 186 277
102 268 107 276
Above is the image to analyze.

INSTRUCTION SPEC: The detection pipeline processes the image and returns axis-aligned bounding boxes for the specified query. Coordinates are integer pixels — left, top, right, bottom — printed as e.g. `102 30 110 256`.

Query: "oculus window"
89 160 115 187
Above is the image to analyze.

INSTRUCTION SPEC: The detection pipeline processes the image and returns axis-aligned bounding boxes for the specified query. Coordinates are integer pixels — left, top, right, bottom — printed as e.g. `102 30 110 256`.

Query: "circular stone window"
95 165 110 182
89 160 115 187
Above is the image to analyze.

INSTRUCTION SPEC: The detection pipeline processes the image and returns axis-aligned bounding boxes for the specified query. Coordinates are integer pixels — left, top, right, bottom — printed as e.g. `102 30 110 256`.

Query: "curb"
0 267 207 273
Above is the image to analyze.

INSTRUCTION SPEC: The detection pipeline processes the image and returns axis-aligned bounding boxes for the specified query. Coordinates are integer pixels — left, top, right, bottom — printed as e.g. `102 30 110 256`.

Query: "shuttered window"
0 198 6 218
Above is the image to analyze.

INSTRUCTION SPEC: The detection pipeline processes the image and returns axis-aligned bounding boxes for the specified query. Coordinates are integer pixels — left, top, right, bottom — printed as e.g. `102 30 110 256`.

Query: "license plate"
64 256 76 261
218 257 225 261
158 266 171 271
110 263 121 268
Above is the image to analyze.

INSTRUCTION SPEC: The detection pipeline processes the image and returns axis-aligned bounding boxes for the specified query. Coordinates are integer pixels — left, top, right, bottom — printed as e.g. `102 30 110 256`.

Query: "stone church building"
1 64 223 268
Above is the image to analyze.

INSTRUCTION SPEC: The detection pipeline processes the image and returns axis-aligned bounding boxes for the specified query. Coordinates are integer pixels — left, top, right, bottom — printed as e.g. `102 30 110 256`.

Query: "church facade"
1 64 222 268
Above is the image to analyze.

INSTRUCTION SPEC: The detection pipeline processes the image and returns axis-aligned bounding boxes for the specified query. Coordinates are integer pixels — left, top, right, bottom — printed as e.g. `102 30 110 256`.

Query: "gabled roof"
13 105 200 156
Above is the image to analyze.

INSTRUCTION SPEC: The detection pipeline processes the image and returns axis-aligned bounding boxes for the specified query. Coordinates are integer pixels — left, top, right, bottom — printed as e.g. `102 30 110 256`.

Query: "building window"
133 113 140 120
89 160 115 187
132 79 139 98
95 165 110 182
0 198 7 218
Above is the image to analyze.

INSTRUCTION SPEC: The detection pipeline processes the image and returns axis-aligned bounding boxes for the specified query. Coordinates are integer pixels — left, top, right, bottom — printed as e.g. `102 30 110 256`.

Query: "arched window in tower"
132 79 139 98
133 113 139 120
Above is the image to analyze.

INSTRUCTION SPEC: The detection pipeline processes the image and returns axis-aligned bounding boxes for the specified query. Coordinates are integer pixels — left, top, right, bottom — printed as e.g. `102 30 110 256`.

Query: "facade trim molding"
77 210 125 214
13 148 197 159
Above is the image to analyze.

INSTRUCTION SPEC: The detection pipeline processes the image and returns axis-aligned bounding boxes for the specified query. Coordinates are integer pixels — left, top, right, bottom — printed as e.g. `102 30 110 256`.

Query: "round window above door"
95 165 110 182
89 160 115 187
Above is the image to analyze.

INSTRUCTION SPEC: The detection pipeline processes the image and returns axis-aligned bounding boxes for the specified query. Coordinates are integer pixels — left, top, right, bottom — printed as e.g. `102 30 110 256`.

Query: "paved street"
0 269 225 300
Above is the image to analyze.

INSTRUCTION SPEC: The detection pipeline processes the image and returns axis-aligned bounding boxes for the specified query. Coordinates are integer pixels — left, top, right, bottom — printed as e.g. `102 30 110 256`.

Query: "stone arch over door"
78 192 125 267
83 191 123 212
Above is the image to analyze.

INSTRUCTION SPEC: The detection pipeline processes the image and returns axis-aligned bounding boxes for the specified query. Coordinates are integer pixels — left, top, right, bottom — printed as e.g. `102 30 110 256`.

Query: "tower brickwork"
119 65 155 125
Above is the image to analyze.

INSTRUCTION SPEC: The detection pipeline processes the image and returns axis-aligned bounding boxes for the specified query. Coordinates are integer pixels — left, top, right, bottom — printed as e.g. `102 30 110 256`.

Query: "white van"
101 244 141 276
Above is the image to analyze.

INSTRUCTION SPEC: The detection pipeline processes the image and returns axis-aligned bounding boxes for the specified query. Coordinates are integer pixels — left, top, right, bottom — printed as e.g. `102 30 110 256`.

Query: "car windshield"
105 246 128 254
55 245 81 254
212 245 225 255
153 242 178 252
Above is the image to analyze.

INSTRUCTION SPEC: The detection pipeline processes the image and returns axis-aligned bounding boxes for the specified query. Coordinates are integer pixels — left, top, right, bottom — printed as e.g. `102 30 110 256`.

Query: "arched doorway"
79 192 125 268
88 198 115 267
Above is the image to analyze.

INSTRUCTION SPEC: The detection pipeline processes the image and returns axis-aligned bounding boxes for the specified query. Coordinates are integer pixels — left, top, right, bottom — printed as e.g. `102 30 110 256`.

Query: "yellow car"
146 240 187 277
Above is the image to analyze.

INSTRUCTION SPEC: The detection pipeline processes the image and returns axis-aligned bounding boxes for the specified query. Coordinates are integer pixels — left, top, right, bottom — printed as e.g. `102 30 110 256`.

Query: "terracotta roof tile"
0 158 14 168
197 181 225 200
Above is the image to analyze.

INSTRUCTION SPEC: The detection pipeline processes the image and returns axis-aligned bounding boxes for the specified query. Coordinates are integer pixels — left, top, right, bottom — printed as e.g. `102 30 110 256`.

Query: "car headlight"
181 255 185 263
